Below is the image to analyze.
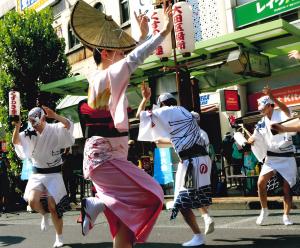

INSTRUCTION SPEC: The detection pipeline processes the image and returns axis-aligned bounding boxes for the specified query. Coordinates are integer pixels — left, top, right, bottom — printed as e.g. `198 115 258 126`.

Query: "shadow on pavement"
0 236 25 246
213 212 297 218
68 243 183 248
212 213 258 218
50 235 300 248
213 234 300 247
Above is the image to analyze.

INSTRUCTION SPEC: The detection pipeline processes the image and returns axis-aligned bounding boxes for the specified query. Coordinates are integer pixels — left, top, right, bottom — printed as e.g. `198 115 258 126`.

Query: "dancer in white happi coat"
12 106 74 247
137 84 213 247
248 86 297 226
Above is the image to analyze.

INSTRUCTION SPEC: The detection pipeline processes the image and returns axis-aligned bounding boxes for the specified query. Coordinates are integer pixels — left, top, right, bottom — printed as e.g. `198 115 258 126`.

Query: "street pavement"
1 208 300 248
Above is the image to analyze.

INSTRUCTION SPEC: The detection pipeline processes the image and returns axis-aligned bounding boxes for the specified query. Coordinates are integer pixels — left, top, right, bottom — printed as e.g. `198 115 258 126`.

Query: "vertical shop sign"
234 0 300 28
224 90 240 111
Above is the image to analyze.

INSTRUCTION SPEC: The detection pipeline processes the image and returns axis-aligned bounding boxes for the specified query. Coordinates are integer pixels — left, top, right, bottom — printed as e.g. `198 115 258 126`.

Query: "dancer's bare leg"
48 196 64 247
282 179 292 215
48 196 63 235
281 179 294 225
28 190 46 214
256 171 274 225
113 221 134 248
257 171 274 208
199 207 208 215
180 208 201 234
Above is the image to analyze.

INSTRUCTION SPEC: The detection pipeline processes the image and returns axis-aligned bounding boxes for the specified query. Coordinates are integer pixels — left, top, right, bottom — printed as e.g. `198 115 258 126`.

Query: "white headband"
257 96 274 110
157 93 175 106
28 107 45 127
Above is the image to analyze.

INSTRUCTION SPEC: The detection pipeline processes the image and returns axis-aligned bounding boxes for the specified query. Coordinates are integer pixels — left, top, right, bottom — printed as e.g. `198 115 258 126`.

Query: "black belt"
32 165 62 174
85 126 128 138
267 151 295 157
179 144 208 161
178 144 208 189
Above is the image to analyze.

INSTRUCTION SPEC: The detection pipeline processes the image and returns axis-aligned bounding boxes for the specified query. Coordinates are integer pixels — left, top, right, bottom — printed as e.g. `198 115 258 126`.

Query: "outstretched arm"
262 86 290 117
42 105 71 129
126 6 173 72
136 82 151 118
134 11 149 42
271 123 300 133
12 121 22 145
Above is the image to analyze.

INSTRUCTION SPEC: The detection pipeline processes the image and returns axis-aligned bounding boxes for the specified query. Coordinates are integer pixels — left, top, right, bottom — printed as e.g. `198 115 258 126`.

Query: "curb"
73 196 300 211
164 196 300 210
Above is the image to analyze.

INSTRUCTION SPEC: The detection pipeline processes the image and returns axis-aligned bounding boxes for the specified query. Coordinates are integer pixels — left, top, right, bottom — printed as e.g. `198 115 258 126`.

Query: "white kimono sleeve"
14 132 34 160
138 108 171 142
53 120 75 149
107 34 165 131
251 129 267 162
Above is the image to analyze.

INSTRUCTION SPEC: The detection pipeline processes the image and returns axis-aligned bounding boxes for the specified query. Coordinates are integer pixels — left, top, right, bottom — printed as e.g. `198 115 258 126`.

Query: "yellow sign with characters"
16 0 59 12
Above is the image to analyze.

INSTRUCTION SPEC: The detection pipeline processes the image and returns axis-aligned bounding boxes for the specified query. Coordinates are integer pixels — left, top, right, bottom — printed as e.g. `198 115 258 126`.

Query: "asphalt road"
1 209 300 247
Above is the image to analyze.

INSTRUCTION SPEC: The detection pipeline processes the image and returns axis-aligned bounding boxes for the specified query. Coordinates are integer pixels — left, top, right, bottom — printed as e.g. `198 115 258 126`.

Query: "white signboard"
17 0 59 12
200 92 219 106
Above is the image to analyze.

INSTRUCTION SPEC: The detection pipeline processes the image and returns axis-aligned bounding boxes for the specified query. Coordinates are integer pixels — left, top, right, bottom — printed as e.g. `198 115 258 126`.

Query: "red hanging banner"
248 85 300 111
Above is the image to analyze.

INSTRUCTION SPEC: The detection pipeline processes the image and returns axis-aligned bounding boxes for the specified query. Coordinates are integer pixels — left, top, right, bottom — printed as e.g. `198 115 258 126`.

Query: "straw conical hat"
70 0 137 51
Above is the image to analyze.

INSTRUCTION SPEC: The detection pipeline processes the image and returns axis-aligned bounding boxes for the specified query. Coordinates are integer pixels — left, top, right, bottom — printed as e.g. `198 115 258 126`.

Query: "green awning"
40 19 300 95
41 74 88 96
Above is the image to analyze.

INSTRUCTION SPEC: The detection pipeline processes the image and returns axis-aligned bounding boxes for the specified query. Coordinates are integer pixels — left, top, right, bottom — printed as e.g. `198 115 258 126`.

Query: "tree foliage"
0 8 71 174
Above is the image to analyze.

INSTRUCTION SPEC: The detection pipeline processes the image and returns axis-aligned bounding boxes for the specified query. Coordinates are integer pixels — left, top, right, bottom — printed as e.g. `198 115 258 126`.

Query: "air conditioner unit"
227 49 271 77
227 49 247 74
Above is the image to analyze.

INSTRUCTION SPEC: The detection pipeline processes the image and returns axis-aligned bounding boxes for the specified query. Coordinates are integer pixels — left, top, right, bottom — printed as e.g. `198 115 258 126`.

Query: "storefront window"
94 2 104 12
68 23 80 50
120 0 130 24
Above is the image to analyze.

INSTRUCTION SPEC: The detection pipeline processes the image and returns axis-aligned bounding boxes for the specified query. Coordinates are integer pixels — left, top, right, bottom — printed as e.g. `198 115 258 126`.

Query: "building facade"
1 0 300 151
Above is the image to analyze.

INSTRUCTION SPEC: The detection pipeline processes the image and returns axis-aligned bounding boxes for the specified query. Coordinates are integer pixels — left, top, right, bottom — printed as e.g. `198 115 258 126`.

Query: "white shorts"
260 156 297 187
24 173 67 204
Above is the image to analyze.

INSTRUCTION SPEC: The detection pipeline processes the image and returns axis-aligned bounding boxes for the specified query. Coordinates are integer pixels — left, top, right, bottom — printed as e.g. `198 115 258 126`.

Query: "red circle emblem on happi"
199 164 208 174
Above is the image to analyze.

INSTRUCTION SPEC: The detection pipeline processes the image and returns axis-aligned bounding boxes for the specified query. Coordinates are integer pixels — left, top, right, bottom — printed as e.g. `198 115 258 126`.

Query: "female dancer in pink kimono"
74 4 174 248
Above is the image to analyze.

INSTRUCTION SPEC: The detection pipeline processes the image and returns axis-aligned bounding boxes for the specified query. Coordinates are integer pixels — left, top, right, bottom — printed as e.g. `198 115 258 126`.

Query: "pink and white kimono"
83 34 165 243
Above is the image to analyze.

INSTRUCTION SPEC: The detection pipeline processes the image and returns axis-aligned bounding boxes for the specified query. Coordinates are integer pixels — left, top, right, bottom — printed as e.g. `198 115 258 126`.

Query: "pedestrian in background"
221 132 234 184
127 140 139 166
0 153 9 212
231 141 243 186
62 147 77 204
